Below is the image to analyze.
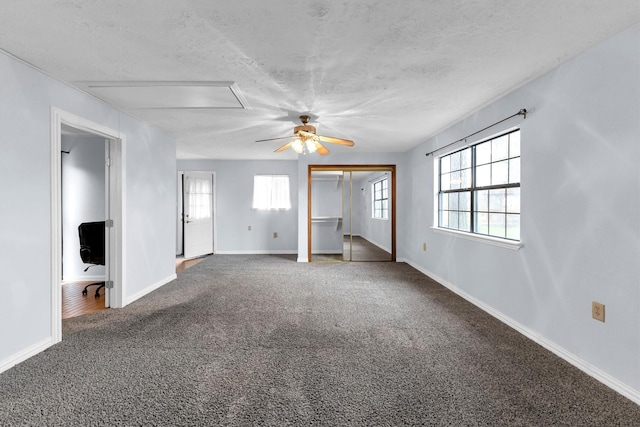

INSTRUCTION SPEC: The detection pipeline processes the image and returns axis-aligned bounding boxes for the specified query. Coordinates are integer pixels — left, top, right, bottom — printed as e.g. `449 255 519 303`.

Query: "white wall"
177 160 298 254
61 135 105 281
0 50 176 372
398 24 640 400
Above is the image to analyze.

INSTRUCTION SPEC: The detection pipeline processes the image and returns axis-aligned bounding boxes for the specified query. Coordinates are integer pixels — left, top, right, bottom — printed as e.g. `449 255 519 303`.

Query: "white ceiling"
1 1 638 160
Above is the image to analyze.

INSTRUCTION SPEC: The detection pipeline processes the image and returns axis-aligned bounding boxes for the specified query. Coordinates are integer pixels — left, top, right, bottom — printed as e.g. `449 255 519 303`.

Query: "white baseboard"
62 275 105 283
297 257 308 263
398 257 640 405
125 274 177 306
0 337 54 375
311 250 343 255
215 250 298 255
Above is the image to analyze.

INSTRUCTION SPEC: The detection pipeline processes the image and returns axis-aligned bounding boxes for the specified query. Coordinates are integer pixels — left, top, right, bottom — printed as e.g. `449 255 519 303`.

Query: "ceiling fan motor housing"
294 125 316 135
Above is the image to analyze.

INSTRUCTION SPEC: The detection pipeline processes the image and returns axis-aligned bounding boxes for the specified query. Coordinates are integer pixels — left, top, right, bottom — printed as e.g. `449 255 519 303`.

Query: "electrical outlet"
273 232 278 238
248 225 252 231
422 242 427 251
592 301 605 322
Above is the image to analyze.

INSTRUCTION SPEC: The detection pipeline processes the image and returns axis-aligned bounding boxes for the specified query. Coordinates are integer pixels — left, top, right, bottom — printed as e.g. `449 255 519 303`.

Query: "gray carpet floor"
1 255 639 426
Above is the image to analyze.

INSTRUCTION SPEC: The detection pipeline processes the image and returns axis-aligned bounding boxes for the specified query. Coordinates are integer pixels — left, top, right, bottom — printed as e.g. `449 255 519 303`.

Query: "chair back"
78 221 105 266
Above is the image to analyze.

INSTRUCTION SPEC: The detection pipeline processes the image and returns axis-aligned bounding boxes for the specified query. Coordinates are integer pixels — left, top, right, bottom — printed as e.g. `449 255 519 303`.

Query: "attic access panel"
77 81 249 110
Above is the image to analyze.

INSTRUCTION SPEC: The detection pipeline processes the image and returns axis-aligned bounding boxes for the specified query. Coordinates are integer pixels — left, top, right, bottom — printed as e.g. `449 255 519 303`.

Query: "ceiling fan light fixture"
291 138 304 153
305 139 318 154
291 137 317 155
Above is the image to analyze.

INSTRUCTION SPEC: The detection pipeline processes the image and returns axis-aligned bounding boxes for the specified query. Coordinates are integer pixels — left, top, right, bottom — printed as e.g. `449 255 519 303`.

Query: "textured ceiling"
1 1 638 159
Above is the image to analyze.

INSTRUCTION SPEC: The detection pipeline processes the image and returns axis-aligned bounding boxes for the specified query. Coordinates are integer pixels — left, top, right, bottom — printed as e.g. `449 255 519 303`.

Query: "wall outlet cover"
592 301 605 322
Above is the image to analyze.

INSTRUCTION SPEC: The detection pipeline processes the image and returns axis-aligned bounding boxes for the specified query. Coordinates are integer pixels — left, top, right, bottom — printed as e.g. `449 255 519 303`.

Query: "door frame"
308 164 396 262
51 107 125 342
177 170 216 257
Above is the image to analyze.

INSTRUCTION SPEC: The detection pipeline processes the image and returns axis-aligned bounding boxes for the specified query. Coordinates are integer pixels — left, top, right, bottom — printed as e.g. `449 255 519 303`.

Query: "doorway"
51 108 124 342
61 125 108 318
177 171 215 259
308 165 396 262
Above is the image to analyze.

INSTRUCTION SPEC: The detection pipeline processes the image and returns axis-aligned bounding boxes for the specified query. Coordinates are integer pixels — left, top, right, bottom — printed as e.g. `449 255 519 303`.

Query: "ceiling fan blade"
256 135 296 143
313 140 330 156
274 141 293 153
318 135 355 146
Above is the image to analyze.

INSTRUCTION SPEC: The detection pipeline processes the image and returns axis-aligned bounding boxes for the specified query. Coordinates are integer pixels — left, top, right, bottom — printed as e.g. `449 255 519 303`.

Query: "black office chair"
78 221 105 298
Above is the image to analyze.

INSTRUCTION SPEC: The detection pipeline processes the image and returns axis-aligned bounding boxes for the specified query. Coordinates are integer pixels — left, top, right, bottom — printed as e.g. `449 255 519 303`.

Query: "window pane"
450 151 461 171
440 193 449 210
382 179 388 190
506 214 520 240
459 191 471 211
450 171 461 189
458 212 471 232
440 210 449 227
476 190 489 212
509 158 520 184
382 188 388 199
489 213 506 238
441 173 451 191
476 142 491 165
460 168 472 188
449 211 459 229
252 175 291 210
492 135 509 162
449 192 459 211
382 199 388 210
506 188 520 213
489 189 506 212
460 148 471 168
475 212 489 235
440 156 451 174
509 131 520 157
491 160 509 185
476 164 490 187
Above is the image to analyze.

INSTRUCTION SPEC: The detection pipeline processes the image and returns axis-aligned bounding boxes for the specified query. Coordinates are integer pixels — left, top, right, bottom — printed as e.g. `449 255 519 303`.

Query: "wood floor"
62 256 209 320
62 281 106 319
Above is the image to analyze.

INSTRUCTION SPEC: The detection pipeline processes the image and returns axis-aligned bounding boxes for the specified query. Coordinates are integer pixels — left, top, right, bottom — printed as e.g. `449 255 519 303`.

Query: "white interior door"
183 172 214 259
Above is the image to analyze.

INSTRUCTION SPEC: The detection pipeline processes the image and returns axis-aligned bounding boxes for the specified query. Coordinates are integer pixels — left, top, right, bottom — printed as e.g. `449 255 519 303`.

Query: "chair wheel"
82 290 87 295
95 293 101 298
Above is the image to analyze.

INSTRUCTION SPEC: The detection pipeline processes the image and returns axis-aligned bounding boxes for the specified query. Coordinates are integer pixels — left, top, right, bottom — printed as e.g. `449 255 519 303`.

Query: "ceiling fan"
256 115 355 155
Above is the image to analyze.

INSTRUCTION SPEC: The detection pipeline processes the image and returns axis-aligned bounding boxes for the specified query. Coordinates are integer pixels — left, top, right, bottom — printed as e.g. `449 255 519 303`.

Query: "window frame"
372 177 389 220
434 129 522 248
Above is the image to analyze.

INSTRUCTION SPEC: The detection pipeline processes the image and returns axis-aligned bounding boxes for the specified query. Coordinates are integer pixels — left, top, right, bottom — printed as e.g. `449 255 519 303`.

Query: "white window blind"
252 175 291 210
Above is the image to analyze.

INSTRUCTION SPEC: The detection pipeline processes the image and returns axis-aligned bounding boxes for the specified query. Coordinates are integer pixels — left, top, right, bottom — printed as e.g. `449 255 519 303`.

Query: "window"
185 176 212 220
252 175 291 210
438 129 520 241
372 178 389 219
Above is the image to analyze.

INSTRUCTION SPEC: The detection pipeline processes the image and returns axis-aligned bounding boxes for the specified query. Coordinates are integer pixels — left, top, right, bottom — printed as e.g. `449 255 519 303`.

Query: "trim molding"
397 257 640 405
125 274 177 306
0 337 54 375
215 250 298 255
430 227 523 250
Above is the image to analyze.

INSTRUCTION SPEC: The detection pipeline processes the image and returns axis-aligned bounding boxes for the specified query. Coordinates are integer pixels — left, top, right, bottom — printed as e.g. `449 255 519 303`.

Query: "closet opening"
308 165 396 262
